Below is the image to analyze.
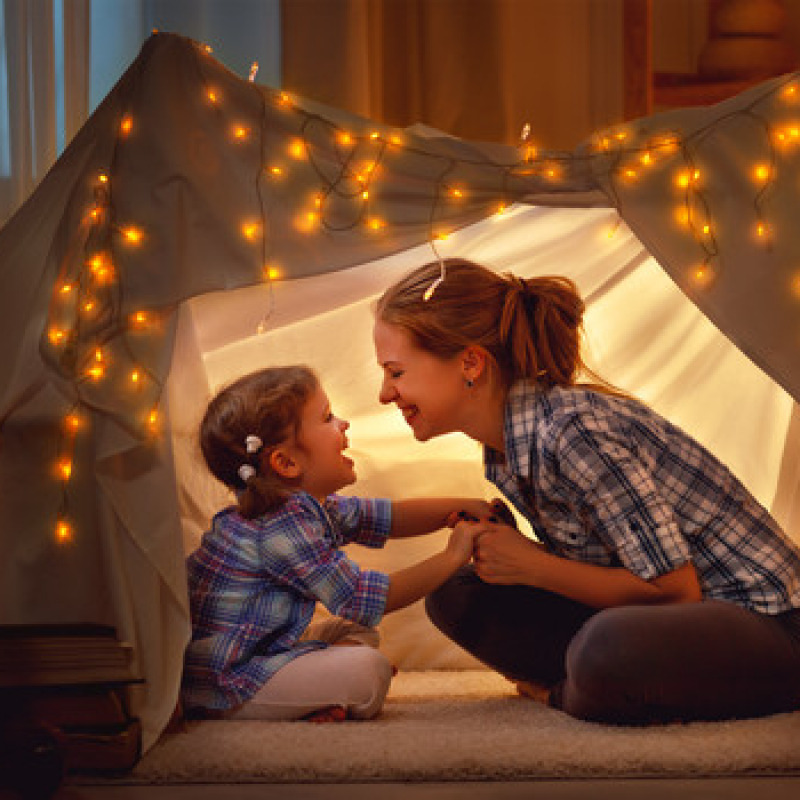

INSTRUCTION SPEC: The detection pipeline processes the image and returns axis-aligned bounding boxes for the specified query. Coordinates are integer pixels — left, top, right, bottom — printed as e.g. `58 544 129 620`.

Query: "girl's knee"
343 647 393 720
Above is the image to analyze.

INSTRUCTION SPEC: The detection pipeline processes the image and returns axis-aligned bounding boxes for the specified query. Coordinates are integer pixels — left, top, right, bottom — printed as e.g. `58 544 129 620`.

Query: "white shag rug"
131 671 800 783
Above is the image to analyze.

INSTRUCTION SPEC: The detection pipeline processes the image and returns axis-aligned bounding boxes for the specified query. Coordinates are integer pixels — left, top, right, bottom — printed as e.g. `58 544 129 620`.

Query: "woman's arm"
473 523 702 608
389 497 494 538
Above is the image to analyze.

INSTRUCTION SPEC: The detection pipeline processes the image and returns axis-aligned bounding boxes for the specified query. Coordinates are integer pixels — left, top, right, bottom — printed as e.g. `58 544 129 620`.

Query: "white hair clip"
245 435 263 454
238 464 256 483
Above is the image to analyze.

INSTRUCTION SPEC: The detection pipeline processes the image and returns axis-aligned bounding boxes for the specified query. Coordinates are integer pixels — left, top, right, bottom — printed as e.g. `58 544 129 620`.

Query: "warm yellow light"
370 131 380 140
675 171 691 189
640 152 653 166
524 144 538 162
268 165 284 177
449 187 464 199
147 408 159 431
82 300 95 314
241 221 261 241
361 190 370 200
207 89 219 104
367 217 385 231
57 459 72 481
120 115 133 136
702 224 711 236
122 226 143 245
89 252 114 284
65 412 83 433
130 369 141 385
264 264 281 280
753 163 771 183
338 132 353 147
232 125 249 141
622 168 638 181
131 311 149 328
98 173 109 184
782 84 798 100
435 231 450 241
389 134 404 147
494 203 508 217
755 220 771 240
86 364 104 380
56 519 72 543
288 139 306 160
48 327 66 345
59 282 74 295
689 263 714 289
278 92 292 106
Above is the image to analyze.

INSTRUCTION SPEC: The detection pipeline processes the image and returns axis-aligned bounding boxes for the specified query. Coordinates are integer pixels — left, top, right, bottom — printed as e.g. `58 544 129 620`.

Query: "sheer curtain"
0 0 280 226
0 0 89 225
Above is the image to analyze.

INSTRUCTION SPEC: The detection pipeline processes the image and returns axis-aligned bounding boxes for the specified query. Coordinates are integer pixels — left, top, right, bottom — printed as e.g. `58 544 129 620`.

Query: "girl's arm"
383 522 478 613
389 497 494 538
473 523 702 608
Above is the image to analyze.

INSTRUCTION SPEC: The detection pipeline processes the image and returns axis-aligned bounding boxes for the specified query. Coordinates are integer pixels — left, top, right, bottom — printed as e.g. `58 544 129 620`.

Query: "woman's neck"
460 384 507 453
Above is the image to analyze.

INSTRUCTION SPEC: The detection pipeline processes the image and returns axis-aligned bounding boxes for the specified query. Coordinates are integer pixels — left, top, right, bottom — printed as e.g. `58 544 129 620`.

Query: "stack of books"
0 623 144 776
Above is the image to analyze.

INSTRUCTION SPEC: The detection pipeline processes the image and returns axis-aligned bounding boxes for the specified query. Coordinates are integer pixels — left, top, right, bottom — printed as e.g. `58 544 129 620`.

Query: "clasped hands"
446 499 543 585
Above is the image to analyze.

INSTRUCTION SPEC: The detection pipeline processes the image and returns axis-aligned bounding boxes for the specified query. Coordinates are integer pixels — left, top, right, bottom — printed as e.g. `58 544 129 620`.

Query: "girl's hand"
473 523 542 585
445 522 481 567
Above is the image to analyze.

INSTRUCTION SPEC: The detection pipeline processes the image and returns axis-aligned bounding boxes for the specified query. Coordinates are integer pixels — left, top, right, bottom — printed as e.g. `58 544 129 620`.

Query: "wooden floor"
56 776 800 800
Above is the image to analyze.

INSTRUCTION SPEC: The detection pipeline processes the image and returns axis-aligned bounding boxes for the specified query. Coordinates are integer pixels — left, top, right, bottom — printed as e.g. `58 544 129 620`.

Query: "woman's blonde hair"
199 366 318 518
376 258 597 389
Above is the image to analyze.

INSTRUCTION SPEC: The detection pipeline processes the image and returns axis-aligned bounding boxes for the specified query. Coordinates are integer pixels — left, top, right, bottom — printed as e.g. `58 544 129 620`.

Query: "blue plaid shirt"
182 492 392 711
485 381 800 614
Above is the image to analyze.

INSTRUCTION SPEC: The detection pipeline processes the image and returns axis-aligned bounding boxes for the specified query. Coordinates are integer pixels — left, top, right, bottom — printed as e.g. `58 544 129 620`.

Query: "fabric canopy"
2 32 800 751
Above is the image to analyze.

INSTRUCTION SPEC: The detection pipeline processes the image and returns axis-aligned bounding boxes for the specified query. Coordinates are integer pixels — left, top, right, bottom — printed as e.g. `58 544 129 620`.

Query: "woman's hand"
472 522 543 585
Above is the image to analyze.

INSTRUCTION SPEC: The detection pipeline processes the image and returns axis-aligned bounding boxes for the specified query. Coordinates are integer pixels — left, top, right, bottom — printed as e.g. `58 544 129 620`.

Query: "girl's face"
373 319 467 442
291 385 356 500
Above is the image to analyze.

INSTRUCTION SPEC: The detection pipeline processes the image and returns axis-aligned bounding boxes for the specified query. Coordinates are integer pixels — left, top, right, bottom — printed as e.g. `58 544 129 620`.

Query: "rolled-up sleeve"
325 495 392 548
555 415 691 581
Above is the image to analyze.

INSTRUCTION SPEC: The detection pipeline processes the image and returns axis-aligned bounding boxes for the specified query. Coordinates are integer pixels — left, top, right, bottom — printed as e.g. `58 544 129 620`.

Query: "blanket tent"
4 32 800 752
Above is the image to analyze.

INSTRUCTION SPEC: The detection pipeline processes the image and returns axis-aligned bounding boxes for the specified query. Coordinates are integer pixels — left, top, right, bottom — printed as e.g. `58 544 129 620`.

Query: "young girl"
181 365 491 723
373 257 800 724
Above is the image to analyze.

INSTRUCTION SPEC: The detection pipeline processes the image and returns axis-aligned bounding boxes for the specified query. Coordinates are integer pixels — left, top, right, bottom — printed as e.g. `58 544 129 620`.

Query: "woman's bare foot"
515 680 551 705
303 705 347 723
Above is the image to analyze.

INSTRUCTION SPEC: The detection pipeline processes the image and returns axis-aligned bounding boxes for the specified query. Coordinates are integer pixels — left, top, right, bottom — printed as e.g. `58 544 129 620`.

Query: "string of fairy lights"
36 36 800 544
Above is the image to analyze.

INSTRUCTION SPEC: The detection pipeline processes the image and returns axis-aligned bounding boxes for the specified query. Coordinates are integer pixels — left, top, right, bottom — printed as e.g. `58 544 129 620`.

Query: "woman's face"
373 319 466 442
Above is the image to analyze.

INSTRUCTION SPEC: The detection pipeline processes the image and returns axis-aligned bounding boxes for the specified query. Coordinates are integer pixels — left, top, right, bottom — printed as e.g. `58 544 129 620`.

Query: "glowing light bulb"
338 132 353 147
288 139 306 160
278 92 292 106
753 163 771 184
361 190 370 200
147 408 159 431
449 188 464 199
98 173 109 184
131 311 149 328
640 152 653 166
56 519 72 543
48 327 66 345
241 221 261 241
367 217 385 232
121 226 143 245
689 263 714 289
370 131 381 140
65 413 83 433
120 115 133 136
59 282 74 295
130 369 141 385
675 171 691 189
755 221 771 240
82 300 95 314
207 89 219 104
264 265 281 280
232 125 249 141
268 165 284 178
782 84 798 100
57 459 72 480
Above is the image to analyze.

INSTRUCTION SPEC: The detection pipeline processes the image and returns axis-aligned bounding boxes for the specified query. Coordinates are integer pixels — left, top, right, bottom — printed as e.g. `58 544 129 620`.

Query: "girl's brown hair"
376 258 606 390
199 366 318 518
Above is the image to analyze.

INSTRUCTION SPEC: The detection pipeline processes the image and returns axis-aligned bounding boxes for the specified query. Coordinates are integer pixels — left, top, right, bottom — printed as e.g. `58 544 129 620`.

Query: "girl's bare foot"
515 680 551 705
303 705 347 723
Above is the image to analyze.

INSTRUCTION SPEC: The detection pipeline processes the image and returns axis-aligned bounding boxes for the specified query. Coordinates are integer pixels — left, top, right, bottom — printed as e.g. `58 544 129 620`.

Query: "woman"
373 257 800 724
